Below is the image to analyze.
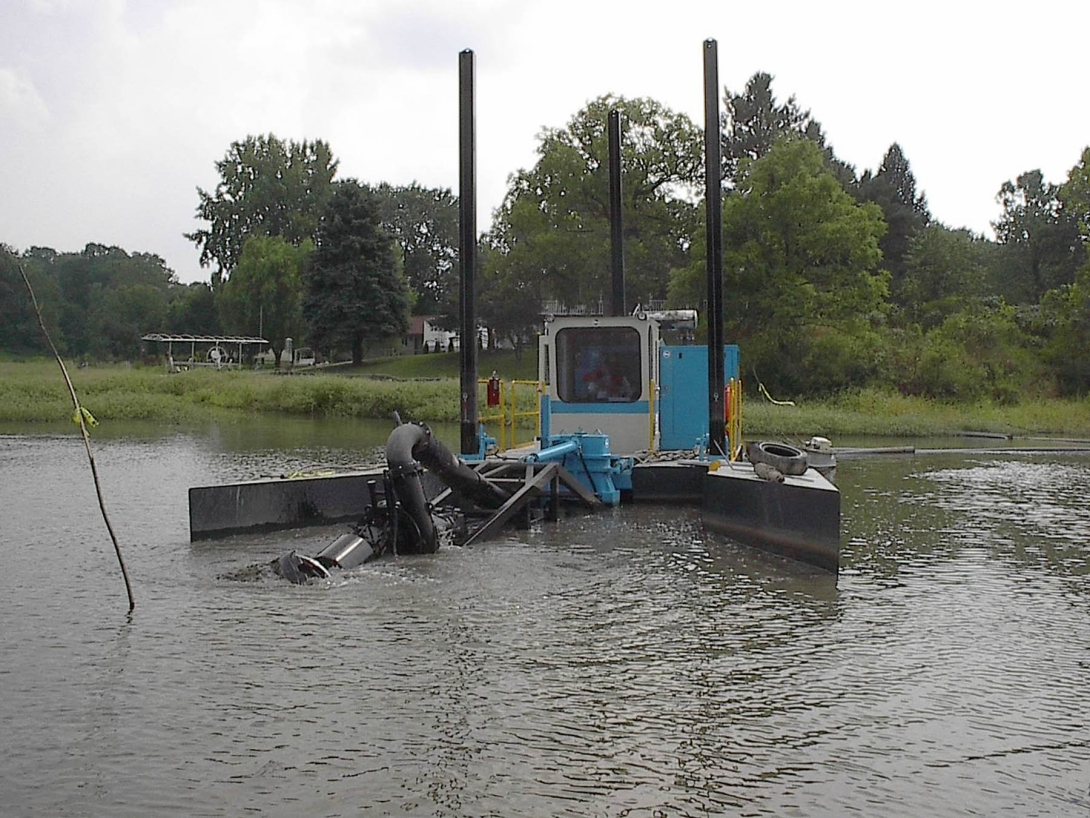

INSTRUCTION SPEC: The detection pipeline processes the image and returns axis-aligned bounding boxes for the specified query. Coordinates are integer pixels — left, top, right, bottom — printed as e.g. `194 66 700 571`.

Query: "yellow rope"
757 380 796 407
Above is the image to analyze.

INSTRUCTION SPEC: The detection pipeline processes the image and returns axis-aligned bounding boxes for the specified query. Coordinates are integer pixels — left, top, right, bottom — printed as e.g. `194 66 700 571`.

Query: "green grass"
0 360 463 424
3 359 1089 438
339 348 538 381
743 388 1090 438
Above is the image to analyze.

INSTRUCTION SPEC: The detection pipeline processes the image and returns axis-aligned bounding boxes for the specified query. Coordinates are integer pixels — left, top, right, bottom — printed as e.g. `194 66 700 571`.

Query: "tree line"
3 73 1089 397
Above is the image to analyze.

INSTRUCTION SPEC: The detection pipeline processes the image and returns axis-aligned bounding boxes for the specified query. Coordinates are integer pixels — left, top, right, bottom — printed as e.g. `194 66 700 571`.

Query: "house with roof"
406 315 458 354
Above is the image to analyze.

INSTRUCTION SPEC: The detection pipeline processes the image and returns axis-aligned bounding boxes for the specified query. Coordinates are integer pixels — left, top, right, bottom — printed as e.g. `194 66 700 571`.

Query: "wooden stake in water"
15 260 136 613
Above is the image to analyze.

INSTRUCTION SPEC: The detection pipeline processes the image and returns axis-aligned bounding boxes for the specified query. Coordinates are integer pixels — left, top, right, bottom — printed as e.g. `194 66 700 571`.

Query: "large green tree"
0 245 59 354
489 94 703 316
1038 146 1090 394
992 169 1084 303
165 282 219 335
79 246 175 358
186 134 337 282
476 244 543 358
898 224 987 329
369 182 459 318
218 235 311 368
10 243 176 360
1041 266 1090 394
98 283 169 360
303 181 410 364
670 137 888 395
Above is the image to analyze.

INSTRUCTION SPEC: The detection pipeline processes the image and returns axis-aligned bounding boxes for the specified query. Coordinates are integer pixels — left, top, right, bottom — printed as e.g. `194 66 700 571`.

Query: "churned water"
1 424 1088 816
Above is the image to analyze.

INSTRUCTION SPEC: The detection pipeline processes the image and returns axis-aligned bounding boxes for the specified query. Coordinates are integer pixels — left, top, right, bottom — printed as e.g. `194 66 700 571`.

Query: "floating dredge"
189 41 841 580
258 312 839 583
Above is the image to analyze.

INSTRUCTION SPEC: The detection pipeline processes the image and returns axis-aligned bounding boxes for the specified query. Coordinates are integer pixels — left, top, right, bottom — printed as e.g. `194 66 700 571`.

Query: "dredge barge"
188 41 840 578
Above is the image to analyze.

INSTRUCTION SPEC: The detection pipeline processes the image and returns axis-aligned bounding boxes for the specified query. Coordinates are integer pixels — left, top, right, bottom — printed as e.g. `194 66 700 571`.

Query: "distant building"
406 316 458 354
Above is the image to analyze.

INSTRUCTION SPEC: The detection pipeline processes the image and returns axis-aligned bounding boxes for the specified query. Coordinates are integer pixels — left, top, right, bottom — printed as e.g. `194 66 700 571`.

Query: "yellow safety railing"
478 378 541 452
726 377 743 461
508 379 542 449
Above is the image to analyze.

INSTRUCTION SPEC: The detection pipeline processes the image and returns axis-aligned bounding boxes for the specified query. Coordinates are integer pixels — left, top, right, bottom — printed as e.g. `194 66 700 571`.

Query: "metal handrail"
478 378 542 451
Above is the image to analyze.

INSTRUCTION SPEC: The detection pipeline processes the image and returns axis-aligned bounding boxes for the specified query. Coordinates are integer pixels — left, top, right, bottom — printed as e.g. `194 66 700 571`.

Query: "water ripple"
3 438 1089 815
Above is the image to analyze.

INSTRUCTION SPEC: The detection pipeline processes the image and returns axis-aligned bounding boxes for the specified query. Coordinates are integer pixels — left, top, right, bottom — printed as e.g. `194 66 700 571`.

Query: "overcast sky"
2 0 1085 284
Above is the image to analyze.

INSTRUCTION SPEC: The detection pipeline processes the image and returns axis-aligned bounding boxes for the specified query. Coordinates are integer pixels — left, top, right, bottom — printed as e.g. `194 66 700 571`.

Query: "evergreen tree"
303 181 410 364
721 72 854 187
856 143 930 299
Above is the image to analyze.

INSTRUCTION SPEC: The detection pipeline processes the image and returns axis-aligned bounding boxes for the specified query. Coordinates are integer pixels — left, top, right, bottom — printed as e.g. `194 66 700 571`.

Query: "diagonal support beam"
463 463 561 546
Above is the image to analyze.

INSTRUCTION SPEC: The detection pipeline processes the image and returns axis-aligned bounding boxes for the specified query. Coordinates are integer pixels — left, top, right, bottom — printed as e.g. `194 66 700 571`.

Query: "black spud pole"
704 39 726 455
608 109 626 317
459 49 479 455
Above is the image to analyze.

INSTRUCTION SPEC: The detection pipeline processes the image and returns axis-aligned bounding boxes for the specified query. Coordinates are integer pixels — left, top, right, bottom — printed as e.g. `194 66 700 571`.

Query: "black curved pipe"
385 422 509 554
386 423 439 553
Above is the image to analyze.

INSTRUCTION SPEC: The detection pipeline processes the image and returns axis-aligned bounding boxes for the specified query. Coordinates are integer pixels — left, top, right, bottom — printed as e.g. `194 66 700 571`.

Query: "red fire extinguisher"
486 371 501 408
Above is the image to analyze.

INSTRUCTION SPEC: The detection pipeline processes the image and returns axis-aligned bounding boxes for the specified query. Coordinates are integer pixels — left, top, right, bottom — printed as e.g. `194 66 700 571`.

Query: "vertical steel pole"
608 109 626 317
704 39 726 455
459 49 479 455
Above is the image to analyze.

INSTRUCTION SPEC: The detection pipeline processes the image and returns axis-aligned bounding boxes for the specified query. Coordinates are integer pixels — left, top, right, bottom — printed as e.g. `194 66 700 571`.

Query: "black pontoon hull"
702 465 840 573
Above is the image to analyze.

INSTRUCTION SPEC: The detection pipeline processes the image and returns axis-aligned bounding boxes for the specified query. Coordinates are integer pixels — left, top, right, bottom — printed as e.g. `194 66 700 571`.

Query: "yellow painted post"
726 377 744 460
504 378 512 451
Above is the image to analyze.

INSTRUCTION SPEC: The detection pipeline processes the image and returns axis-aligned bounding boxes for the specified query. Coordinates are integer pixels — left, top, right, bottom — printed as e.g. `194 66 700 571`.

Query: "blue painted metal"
523 431 633 506
659 345 740 451
458 424 496 462
525 437 580 462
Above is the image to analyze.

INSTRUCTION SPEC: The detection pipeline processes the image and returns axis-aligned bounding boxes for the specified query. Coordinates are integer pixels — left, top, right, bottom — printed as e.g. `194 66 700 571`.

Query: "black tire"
746 441 809 476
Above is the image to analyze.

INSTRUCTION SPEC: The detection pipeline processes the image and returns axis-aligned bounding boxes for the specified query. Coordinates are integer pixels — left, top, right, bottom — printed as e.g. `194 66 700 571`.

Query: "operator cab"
538 314 659 455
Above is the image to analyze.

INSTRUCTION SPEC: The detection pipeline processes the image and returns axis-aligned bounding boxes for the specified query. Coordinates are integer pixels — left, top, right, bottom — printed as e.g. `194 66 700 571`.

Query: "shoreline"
3 360 1090 439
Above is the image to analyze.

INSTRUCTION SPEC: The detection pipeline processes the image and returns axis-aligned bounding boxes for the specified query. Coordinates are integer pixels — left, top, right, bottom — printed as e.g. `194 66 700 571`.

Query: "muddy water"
1 423 1088 816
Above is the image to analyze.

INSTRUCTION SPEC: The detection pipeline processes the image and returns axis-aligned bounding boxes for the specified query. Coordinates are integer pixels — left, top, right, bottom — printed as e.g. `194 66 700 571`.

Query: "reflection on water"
1 427 1088 816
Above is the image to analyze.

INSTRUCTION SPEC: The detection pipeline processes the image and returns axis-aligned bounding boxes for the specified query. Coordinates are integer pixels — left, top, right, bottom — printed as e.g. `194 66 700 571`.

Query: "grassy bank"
0 361 463 424
350 348 538 381
743 389 1090 438
3 359 1089 438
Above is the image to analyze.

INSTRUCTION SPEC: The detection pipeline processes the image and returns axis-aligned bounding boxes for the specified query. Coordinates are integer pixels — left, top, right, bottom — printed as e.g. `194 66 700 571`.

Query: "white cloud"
0 0 1086 282
0 67 50 129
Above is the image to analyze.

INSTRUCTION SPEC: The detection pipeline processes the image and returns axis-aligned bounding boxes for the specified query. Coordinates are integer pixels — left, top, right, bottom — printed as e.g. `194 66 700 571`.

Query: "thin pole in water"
14 258 136 613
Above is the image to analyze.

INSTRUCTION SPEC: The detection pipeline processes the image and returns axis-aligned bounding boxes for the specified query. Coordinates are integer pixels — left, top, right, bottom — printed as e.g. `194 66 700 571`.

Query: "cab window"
556 327 641 403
